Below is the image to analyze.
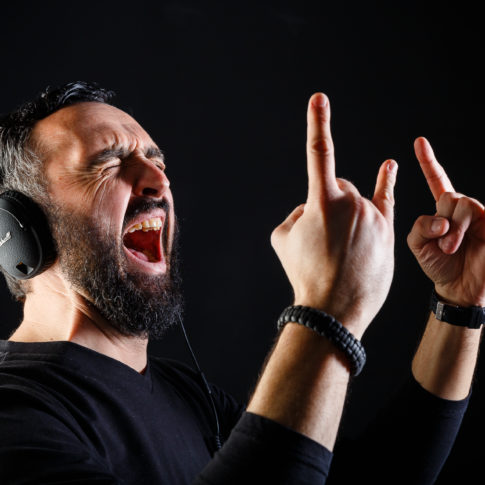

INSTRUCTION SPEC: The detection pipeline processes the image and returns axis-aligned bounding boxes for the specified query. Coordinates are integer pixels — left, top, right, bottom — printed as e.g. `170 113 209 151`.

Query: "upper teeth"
128 217 162 233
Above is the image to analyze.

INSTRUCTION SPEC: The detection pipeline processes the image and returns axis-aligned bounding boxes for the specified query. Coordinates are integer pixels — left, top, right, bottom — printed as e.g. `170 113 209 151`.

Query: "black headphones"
0 191 56 280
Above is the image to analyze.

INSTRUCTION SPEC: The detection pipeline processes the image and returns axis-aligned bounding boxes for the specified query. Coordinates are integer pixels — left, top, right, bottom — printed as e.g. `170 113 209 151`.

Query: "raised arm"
197 93 398 485
408 137 484 400
246 92 397 449
197 93 400 484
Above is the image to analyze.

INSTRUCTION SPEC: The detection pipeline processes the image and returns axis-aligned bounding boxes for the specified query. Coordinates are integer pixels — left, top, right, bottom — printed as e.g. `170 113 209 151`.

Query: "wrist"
430 288 485 329
434 286 485 308
278 305 367 376
293 297 368 339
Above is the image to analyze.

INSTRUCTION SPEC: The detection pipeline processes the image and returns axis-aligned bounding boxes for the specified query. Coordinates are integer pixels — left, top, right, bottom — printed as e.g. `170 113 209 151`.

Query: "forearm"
245 91 395 456
247 322 351 451
328 375 470 485
412 312 482 400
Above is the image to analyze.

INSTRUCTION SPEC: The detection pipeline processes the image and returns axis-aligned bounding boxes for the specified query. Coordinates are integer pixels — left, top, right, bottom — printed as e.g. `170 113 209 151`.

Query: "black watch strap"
429 289 485 329
277 305 366 376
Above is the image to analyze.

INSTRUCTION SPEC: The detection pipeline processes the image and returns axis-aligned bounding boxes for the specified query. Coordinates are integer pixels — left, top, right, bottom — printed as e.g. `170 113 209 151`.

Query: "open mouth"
123 217 163 263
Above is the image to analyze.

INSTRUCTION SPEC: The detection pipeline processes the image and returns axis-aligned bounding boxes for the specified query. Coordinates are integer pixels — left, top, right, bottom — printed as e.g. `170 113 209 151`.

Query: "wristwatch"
429 289 485 329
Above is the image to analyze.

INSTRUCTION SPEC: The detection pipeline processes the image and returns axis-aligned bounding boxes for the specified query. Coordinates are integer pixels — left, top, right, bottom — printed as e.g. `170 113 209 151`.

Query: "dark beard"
45 199 183 339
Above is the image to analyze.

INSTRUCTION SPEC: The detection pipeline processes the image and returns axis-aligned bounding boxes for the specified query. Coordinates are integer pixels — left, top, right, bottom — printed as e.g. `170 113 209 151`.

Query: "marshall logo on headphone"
0 231 11 248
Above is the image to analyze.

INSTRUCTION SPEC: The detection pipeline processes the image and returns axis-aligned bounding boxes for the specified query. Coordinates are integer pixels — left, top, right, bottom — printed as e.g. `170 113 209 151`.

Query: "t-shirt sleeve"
328 374 470 485
194 411 333 485
0 386 120 485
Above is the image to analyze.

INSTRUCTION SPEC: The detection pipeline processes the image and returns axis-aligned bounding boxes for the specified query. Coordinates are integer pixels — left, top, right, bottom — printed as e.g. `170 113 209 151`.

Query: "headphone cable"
177 313 222 452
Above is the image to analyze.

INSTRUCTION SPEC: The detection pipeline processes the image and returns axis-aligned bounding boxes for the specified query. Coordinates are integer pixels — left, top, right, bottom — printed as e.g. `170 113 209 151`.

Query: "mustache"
122 197 171 232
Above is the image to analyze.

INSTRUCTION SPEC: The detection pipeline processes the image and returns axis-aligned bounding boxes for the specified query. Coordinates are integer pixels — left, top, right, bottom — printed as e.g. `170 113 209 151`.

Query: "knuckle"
457 196 477 209
442 191 461 203
336 177 350 190
406 231 414 247
307 137 334 156
428 168 446 183
415 215 429 230
453 225 464 238
270 230 279 249
468 197 484 208
337 178 359 196
436 191 456 211
407 219 423 246
456 196 471 211
270 225 285 249
381 187 395 205
439 191 453 204
343 191 364 215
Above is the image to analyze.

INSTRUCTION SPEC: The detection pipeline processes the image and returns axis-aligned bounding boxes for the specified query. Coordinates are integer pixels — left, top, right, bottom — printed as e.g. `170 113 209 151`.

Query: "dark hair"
0 81 116 301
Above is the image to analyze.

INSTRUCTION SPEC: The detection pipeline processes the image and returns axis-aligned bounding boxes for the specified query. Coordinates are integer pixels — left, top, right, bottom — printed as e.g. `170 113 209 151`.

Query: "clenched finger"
271 204 305 249
436 191 464 219
407 215 450 254
438 197 485 254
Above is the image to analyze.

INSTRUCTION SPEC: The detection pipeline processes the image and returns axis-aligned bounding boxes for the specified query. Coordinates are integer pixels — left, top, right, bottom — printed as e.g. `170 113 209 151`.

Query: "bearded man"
0 82 482 484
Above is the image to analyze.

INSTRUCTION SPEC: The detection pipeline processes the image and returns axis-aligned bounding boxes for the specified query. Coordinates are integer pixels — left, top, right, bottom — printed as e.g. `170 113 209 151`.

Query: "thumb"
372 159 398 221
407 215 450 254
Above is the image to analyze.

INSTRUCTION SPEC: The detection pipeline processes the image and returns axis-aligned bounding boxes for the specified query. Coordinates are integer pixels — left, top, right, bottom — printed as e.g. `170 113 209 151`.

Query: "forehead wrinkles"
34 108 153 170
88 121 152 155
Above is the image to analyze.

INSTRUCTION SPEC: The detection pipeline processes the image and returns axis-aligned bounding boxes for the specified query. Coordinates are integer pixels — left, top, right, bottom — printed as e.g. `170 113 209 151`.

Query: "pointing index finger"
414 137 455 202
306 93 339 202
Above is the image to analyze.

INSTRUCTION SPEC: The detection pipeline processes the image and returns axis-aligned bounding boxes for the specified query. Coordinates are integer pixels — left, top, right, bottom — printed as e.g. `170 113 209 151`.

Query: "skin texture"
248 93 397 449
10 102 174 372
269 94 397 339
408 137 484 400
11 94 476 455
10 93 398 451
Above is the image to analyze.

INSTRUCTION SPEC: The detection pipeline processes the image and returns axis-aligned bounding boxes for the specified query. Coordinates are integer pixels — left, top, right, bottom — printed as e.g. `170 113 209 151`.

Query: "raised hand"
270 93 398 338
407 137 485 306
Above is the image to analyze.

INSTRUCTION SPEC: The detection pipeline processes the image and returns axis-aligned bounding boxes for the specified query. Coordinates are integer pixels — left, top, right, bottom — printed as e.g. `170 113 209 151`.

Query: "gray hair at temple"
0 81 116 301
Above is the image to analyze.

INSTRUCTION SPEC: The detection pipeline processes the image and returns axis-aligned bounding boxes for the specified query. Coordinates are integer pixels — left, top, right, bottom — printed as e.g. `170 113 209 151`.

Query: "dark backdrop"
1 2 483 483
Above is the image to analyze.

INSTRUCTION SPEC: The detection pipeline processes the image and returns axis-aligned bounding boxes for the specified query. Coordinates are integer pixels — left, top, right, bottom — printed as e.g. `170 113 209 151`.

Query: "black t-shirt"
0 340 469 484
0 340 331 484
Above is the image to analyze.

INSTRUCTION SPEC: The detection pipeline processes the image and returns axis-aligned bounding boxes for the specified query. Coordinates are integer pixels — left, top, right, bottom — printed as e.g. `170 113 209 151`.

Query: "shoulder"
0 353 77 433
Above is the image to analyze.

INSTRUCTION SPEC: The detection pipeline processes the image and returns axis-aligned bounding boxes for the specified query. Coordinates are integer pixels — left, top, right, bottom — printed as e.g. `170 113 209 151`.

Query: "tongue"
123 229 162 262
127 248 150 262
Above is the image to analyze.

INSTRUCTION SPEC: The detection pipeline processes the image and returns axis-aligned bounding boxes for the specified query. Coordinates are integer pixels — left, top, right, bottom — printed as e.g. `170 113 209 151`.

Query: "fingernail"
313 93 326 108
444 238 454 252
439 236 453 252
387 160 397 172
431 218 444 233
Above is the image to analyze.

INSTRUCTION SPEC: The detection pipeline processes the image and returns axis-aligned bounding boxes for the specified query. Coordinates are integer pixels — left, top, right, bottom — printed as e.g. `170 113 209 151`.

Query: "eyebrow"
86 146 165 167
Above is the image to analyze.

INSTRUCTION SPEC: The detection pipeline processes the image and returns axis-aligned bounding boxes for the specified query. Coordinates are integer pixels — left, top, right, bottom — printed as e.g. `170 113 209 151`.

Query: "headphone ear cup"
0 191 56 280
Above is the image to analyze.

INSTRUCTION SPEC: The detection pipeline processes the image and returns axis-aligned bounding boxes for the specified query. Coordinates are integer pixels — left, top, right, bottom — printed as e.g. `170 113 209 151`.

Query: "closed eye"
102 163 121 172
103 160 164 172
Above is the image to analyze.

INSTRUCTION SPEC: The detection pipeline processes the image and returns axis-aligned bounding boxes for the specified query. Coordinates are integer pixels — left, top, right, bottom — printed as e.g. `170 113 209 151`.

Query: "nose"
131 158 170 198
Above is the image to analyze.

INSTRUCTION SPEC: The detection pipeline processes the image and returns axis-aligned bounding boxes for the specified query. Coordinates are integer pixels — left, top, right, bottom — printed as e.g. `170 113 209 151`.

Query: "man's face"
32 102 182 338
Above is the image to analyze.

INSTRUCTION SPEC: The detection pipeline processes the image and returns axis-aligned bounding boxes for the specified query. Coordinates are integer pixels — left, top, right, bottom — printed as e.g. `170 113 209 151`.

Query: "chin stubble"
46 200 183 339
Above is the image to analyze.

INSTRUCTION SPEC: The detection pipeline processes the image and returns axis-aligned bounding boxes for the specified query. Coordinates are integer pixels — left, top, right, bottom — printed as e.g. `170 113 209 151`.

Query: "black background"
0 1 484 482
